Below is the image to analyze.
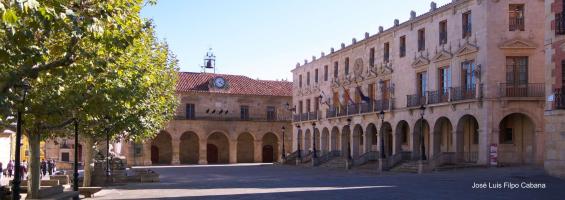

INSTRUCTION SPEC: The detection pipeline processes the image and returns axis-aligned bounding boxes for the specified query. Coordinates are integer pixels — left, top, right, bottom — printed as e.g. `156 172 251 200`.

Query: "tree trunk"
82 136 94 187
28 132 41 199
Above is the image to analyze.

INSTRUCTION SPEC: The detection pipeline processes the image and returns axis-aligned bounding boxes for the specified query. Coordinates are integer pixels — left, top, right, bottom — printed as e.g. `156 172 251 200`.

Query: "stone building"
544 0 565 178
290 0 545 170
122 72 293 165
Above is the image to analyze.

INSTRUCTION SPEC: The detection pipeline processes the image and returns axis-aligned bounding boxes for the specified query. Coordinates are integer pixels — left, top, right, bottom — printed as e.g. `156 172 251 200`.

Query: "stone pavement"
92 163 565 200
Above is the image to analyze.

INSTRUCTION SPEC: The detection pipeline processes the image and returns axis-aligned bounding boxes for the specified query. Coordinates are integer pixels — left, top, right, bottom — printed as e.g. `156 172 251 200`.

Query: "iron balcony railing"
498 83 544 98
555 88 565 110
293 111 321 122
175 114 292 122
407 94 426 107
556 12 565 35
451 86 476 101
509 17 525 31
326 99 394 119
439 32 447 45
427 90 449 104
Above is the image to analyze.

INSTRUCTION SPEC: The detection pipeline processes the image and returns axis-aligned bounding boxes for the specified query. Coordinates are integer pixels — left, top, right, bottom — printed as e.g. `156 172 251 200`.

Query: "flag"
320 91 330 106
357 87 371 103
344 87 354 105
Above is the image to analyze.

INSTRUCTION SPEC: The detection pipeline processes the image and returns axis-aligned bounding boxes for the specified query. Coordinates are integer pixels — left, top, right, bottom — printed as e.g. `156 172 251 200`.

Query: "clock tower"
201 48 216 73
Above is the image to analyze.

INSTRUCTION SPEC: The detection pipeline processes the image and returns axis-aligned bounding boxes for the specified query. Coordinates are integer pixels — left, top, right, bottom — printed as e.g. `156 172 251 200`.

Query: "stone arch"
262 132 279 163
352 124 363 158
321 127 330 154
330 127 340 152
207 132 230 164
456 114 479 163
341 125 351 158
413 119 430 160
151 131 172 165
237 132 255 163
304 129 312 152
432 117 454 156
380 122 393 157
180 131 199 164
395 120 410 155
498 113 536 165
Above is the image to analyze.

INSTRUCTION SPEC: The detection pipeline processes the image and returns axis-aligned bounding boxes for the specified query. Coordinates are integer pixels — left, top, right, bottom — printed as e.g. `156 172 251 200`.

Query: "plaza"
91 164 565 200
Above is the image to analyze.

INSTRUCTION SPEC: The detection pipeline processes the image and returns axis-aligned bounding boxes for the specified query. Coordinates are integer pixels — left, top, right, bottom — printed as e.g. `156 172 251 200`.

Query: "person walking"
7 160 13 178
40 159 47 177
21 161 27 180
0 161 3 185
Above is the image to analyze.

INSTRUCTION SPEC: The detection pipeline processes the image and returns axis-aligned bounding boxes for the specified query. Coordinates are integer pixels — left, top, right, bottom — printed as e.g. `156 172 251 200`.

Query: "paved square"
91 164 565 200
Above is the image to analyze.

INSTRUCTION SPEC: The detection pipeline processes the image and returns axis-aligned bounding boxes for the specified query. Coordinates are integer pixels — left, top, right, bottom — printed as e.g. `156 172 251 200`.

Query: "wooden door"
151 146 159 164
207 144 218 164
262 145 274 163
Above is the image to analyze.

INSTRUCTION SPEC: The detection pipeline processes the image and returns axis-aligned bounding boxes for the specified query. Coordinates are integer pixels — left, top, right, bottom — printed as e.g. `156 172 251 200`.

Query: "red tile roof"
176 72 292 97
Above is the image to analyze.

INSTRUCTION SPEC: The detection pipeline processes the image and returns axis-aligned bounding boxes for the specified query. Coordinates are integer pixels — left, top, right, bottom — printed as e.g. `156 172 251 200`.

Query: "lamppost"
281 126 286 160
12 80 30 200
312 122 317 159
346 118 352 161
105 128 111 184
419 105 427 161
296 124 301 160
73 120 79 200
379 110 386 159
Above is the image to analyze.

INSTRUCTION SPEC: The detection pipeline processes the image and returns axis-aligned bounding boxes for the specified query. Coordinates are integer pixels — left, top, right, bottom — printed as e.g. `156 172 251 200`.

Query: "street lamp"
379 110 385 159
105 128 111 184
312 122 317 159
73 120 79 200
281 126 286 160
419 105 427 161
12 80 30 200
296 124 301 159
346 118 352 160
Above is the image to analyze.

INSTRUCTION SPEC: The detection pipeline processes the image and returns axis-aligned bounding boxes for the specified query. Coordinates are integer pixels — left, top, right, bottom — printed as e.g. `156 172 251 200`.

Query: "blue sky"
141 0 451 81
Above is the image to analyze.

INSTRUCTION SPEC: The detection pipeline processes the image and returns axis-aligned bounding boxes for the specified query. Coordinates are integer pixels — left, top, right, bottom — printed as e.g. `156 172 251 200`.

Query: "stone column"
143 142 152 166
171 135 181 165
229 140 237 164
479 128 491 166
453 130 464 163
254 140 263 163
198 139 208 165
429 130 439 159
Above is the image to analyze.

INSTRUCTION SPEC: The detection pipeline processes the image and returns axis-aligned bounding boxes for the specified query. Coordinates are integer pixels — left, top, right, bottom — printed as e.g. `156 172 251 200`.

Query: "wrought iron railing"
456 151 478 163
175 114 291 122
509 17 524 31
407 94 426 107
555 88 565 109
293 111 320 122
498 83 544 98
427 90 449 104
556 12 565 35
326 98 393 119
385 153 404 170
439 32 447 45
450 86 476 101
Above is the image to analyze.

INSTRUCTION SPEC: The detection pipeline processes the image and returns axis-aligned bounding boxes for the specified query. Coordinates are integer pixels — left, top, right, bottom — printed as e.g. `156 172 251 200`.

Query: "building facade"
291 0 545 170
122 72 293 165
544 0 565 178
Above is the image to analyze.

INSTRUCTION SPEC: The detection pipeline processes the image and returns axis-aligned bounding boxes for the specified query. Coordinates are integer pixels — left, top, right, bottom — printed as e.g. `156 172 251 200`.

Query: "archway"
237 132 255 163
395 121 410 158
456 115 479 163
352 124 363 158
180 132 199 164
432 117 453 157
498 113 535 165
413 119 430 160
341 125 351 158
321 128 330 154
304 129 312 152
151 131 172 165
380 122 393 157
313 128 320 154
297 129 303 154
366 123 377 153
330 127 340 152
207 132 229 164
262 132 279 163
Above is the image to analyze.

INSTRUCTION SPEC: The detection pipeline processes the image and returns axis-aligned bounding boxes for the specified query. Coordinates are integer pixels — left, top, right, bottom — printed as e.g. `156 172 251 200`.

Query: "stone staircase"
390 161 421 173
355 160 378 171
318 157 347 169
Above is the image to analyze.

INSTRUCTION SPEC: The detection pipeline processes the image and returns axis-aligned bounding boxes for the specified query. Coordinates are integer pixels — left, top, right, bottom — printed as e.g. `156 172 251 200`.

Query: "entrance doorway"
207 144 218 164
151 146 159 164
262 145 274 163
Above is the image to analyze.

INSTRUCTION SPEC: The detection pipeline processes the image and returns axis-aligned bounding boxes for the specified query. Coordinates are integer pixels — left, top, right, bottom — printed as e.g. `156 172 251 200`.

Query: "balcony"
555 88 565 110
556 12 565 35
326 99 394 119
509 17 524 31
406 94 426 107
450 86 477 102
439 32 447 45
498 83 544 98
175 114 292 122
427 90 449 104
293 111 321 122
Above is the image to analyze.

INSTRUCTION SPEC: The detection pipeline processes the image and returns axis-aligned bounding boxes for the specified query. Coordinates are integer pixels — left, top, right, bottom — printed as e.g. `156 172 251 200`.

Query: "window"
345 57 350 75
418 28 425 51
186 104 195 120
368 83 375 101
333 62 339 78
384 42 390 62
355 86 362 104
438 66 451 94
461 60 476 90
399 36 406 58
500 128 513 144
462 11 472 38
306 99 311 112
306 72 310 85
439 20 447 45
324 65 328 81
240 106 249 120
266 106 276 121
299 74 302 88
382 80 391 100
133 143 143 156
369 48 375 67
333 92 339 106
562 61 565 87
314 97 319 112
506 57 528 85
509 4 525 31
314 69 319 83
298 101 303 113
417 72 427 96
61 152 70 162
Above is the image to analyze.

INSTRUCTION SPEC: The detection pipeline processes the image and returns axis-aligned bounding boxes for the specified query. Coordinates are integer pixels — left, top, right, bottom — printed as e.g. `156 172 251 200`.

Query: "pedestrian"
7 160 13 178
47 159 53 176
0 161 3 184
21 161 27 180
41 159 47 177
52 160 57 174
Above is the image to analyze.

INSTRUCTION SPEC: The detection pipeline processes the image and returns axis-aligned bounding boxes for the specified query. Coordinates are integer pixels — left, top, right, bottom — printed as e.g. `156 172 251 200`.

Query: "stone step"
390 161 421 173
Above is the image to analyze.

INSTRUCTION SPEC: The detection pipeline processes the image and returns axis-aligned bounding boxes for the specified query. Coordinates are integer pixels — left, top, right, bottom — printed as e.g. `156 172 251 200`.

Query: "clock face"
214 77 226 88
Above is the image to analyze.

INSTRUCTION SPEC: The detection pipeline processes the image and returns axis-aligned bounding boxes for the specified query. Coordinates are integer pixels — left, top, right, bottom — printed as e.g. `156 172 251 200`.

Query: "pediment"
433 49 453 62
499 39 536 49
412 56 430 67
456 42 479 56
